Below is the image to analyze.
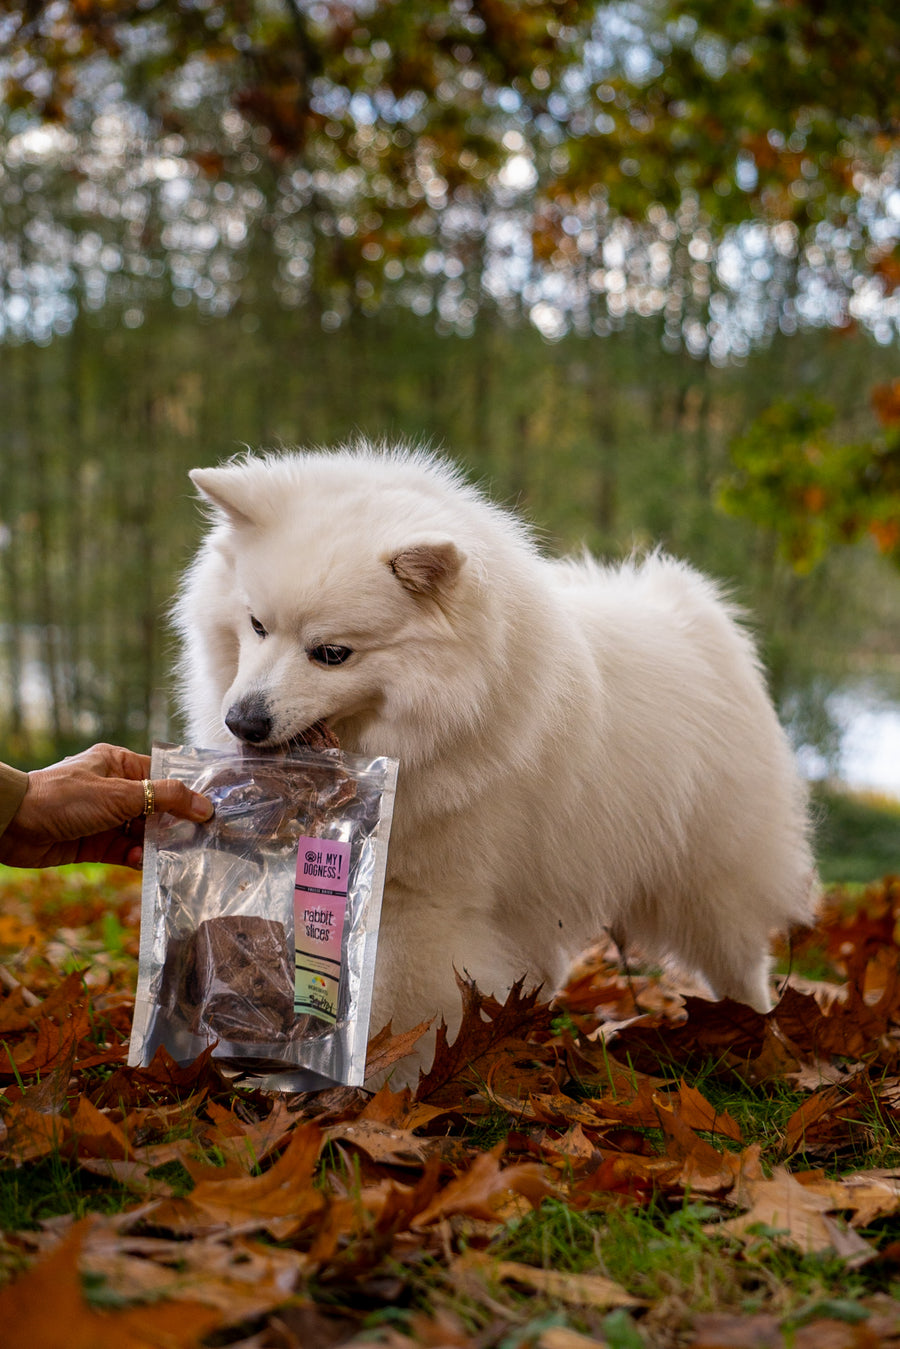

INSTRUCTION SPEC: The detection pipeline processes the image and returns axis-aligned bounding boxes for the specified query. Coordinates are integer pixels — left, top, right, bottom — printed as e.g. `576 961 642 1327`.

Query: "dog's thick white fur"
175 444 816 1065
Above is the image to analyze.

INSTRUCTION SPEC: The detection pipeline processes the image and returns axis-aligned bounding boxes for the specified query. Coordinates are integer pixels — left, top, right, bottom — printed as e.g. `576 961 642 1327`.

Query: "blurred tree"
2 294 897 761
1 1 898 350
4 1 898 224
2 1 899 591
719 382 900 574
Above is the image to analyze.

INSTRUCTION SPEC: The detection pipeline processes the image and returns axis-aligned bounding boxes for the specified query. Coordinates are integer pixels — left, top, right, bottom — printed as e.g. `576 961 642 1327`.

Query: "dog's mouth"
286 719 341 752
238 719 340 756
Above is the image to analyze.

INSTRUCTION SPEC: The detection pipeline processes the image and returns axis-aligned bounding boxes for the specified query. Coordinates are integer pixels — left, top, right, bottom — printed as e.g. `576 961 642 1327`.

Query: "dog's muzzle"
225 696 273 744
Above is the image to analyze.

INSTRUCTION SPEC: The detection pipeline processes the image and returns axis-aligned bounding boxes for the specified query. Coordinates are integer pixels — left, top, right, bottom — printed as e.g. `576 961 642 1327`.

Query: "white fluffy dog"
175 444 816 1060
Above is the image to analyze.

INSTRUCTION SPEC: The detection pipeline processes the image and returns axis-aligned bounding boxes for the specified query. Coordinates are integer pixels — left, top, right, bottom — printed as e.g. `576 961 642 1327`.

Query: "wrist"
0 765 29 838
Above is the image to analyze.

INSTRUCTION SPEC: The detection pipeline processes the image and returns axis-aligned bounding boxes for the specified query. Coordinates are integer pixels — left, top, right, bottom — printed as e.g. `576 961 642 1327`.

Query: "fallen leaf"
668 1080 743 1142
656 1107 744 1195
556 949 637 1017
324 1117 437 1167
874 1075 900 1110
526 1091 619 1129
360 1080 452 1132
775 981 895 1063
692 1310 892 1348
412 1144 554 1227
140 1121 328 1239
0 1218 223 1348
570 1152 679 1207
76 1156 175 1196
202 1097 296 1170
613 995 767 1074
122 1098 205 1145
453 1250 642 1309
784 1081 871 1158
791 1320 887 1349
3 1000 91 1077
787 1057 865 1091
264 1303 365 1348
795 1169 900 1227
730 1020 808 1087
68 1096 132 1159
104 1043 231 1106
358 1158 444 1235
538 1330 612 1349
416 973 557 1104
0 1102 67 1164
582 1075 667 1131
11 970 86 1028
365 1016 434 1080
718 1165 875 1260
540 1122 599 1168
366 1306 477 1347
689 1312 788 1347
82 1227 306 1319
493 1259 641 1308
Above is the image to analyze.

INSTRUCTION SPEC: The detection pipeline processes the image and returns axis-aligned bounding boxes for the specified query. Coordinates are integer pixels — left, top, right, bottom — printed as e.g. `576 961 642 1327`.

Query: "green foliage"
813 786 900 885
5 0 898 233
1 2 899 343
719 394 900 574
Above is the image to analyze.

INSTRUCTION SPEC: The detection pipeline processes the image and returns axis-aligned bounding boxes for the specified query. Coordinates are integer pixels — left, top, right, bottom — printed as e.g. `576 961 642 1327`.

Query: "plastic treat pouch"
129 743 398 1090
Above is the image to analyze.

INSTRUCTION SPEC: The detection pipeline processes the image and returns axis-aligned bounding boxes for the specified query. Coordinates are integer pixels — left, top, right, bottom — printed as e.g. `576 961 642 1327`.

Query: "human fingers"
74 743 152 782
104 832 145 870
76 777 212 858
90 831 145 871
85 828 146 870
142 776 213 823
79 750 212 825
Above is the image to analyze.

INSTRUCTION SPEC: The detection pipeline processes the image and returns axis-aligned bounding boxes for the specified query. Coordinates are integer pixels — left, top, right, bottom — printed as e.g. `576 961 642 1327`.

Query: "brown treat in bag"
201 766 312 845
203 739 357 845
160 915 327 1044
291 721 358 813
289 722 359 815
157 932 190 1019
187 915 295 1042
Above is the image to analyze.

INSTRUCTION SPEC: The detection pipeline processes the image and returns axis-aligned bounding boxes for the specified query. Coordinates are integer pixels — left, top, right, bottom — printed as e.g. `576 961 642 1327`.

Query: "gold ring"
142 779 156 816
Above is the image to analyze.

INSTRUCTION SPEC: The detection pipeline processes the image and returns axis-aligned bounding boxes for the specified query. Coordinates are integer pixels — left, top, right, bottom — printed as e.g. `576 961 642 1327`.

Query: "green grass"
0 1152 136 1230
0 860 138 891
813 784 900 884
485 1197 897 1335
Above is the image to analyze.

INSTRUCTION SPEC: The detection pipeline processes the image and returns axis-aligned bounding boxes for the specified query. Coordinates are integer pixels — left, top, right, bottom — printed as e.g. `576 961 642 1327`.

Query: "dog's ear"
190 467 258 528
387 541 463 597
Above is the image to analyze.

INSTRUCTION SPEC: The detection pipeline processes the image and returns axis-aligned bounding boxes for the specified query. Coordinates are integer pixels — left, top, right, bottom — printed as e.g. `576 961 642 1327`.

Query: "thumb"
148 777 214 823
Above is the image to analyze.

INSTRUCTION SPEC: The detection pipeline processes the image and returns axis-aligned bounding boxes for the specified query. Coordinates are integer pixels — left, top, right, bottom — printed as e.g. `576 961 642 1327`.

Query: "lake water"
797 686 900 799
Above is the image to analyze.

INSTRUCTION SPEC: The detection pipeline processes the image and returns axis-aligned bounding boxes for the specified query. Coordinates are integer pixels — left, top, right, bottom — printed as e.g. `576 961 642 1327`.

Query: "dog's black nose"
225 700 273 744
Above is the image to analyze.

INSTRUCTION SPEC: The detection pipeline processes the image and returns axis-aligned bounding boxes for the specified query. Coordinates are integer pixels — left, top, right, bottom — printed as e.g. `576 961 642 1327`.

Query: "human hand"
0 743 213 869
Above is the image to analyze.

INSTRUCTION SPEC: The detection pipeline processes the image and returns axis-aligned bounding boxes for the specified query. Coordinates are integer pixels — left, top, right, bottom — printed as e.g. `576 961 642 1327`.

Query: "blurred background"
1 1 899 812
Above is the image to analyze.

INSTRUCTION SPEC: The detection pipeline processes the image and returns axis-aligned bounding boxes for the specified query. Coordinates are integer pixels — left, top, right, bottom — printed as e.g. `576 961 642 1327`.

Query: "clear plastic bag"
128 743 398 1089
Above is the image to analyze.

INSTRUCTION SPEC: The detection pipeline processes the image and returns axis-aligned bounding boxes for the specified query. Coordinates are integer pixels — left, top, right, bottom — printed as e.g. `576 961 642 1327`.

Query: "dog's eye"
250 616 267 638
308 645 353 667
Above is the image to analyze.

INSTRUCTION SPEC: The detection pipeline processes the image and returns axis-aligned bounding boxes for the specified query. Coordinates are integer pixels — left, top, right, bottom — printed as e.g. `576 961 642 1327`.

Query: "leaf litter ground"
2 867 900 1347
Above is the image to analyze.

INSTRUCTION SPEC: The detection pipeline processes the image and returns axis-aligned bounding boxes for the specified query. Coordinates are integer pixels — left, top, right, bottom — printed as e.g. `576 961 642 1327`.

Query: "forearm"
0 762 29 838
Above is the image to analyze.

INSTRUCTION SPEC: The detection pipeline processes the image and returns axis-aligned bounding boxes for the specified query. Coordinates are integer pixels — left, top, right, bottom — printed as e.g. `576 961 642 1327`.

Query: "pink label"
294 837 351 1024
